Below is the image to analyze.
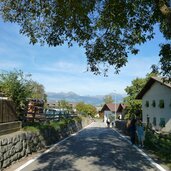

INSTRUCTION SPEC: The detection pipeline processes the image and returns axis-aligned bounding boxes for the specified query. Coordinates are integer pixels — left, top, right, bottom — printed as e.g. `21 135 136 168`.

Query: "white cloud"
38 61 87 73
0 60 22 70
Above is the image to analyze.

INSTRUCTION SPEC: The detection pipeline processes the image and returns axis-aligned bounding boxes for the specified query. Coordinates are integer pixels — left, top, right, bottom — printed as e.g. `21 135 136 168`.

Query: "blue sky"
0 19 165 96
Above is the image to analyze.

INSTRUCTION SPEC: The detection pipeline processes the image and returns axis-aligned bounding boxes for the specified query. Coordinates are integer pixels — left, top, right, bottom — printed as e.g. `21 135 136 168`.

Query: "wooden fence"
0 99 17 123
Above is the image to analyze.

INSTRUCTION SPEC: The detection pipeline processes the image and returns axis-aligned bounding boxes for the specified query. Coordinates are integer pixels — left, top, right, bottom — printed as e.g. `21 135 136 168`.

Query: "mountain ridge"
47 91 126 106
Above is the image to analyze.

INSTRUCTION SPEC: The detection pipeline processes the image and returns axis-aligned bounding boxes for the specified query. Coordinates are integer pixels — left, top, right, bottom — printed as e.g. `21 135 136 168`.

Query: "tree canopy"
0 70 32 114
123 71 159 119
0 70 46 115
103 95 113 104
28 80 46 100
75 102 96 117
0 1 171 77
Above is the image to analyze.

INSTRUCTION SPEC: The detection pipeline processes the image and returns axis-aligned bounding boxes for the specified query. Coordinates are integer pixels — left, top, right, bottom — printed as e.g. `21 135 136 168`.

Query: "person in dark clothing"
129 117 137 145
106 118 110 128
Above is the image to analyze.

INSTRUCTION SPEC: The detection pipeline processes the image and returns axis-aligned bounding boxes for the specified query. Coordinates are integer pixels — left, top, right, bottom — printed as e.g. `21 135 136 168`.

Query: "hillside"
47 92 125 106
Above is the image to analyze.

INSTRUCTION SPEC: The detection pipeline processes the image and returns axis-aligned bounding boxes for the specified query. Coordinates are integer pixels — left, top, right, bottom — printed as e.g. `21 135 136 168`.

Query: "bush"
144 128 171 161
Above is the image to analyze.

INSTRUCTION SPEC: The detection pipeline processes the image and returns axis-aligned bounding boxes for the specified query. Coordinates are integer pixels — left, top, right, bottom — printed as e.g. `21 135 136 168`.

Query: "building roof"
101 103 119 112
136 77 171 99
117 103 127 112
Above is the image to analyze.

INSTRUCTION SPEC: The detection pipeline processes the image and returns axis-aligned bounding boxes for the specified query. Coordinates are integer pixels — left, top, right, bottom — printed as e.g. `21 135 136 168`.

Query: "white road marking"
14 122 94 171
114 129 167 171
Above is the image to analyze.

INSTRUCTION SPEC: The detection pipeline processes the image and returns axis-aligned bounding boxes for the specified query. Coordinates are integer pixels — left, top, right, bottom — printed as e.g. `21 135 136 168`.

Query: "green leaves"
76 102 96 117
0 0 171 76
0 70 46 115
103 95 113 104
159 43 171 81
0 70 32 114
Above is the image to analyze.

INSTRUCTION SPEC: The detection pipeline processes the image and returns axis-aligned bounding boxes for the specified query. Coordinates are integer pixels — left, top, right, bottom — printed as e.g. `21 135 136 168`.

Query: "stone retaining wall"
0 117 92 170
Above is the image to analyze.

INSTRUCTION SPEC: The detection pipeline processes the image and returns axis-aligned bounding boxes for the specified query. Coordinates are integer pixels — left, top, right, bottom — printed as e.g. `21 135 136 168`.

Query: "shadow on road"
30 125 157 171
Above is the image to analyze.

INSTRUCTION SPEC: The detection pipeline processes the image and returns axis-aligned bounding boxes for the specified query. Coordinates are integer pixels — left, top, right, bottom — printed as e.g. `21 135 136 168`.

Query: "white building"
136 77 171 132
101 103 119 123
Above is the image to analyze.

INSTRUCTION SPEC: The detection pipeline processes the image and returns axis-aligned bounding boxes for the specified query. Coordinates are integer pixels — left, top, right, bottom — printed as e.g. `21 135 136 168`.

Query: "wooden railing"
26 112 78 122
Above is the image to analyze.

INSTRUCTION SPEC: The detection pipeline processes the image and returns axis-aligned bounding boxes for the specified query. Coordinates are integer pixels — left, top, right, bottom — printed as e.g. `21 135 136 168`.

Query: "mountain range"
47 92 126 106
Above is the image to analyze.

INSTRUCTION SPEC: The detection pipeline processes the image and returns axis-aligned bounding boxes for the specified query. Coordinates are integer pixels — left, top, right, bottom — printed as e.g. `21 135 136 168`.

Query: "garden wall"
0 117 92 170
115 120 130 135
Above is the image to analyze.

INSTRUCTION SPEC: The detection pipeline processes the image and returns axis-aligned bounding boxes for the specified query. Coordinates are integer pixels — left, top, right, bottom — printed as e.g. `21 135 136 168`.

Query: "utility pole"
114 90 117 122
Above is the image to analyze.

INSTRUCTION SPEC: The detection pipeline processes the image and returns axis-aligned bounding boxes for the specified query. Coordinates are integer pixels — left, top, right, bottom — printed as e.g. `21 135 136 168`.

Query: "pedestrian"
112 121 114 128
106 118 110 128
129 116 137 145
136 119 145 147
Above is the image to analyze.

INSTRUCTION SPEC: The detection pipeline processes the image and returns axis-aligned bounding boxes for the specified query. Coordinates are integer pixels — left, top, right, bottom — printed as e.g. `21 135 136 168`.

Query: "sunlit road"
19 121 160 171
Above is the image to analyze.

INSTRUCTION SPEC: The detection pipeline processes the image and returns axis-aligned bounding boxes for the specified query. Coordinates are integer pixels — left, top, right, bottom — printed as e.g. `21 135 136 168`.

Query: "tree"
124 70 159 119
0 70 32 115
103 95 113 104
0 1 171 77
28 80 47 100
76 102 96 117
124 78 147 102
58 100 72 113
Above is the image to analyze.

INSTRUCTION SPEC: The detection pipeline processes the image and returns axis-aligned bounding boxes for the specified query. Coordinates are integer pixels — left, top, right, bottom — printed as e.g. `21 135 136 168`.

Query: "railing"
145 127 171 159
26 112 78 122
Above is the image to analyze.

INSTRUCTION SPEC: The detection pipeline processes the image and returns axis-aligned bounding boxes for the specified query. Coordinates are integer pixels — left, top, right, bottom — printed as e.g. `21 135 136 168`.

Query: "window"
145 101 149 107
159 118 165 127
152 100 156 107
153 117 156 126
159 100 164 108
147 115 150 125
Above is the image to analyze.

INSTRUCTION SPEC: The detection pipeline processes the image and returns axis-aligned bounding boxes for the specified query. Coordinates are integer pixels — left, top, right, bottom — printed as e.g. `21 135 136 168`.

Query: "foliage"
0 70 32 115
0 1 171 77
103 95 113 104
23 116 82 132
57 100 73 112
124 100 142 120
22 125 40 132
124 78 147 101
28 80 47 101
76 102 96 117
123 71 160 119
145 128 171 162
0 70 47 117
159 44 171 81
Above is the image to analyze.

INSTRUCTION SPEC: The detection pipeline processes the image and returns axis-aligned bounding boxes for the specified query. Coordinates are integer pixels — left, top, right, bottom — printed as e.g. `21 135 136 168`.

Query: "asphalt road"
18 121 161 171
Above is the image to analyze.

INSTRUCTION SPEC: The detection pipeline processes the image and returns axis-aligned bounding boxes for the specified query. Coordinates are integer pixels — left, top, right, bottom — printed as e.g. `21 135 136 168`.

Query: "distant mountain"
47 91 126 106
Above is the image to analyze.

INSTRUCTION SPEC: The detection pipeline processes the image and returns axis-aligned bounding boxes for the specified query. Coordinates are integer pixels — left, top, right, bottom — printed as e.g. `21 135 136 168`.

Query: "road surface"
16 121 163 171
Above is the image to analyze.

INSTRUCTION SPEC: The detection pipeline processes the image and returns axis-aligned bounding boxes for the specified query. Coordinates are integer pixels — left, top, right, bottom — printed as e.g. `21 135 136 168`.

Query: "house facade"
117 104 127 120
136 77 171 132
101 103 119 123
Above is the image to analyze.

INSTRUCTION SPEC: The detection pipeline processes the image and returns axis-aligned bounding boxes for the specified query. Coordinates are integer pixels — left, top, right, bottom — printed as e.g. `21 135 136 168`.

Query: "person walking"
136 119 145 147
129 116 137 145
106 118 110 128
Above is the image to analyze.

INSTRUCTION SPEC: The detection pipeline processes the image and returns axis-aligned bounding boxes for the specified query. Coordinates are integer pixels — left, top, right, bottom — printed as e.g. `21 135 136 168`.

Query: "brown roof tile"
136 77 171 99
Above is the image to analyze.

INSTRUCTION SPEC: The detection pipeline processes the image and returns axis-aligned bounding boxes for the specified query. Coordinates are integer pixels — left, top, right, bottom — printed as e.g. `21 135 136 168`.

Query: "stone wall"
0 117 92 170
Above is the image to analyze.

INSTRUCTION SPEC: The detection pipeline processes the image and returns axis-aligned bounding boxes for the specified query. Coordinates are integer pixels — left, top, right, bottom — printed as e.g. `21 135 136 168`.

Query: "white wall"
104 111 114 123
142 82 171 130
